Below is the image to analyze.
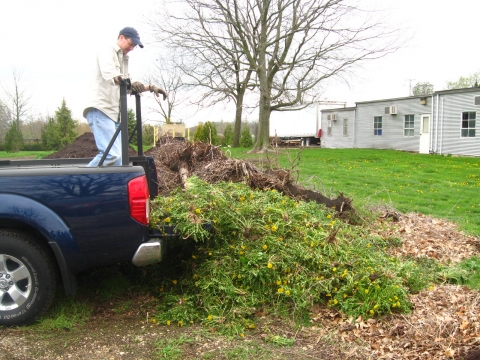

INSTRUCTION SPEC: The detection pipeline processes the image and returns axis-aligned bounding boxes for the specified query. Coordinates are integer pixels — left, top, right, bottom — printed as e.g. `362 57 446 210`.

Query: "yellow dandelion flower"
249 323 256 329
333 299 338 304
278 288 284 293
332 267 337 272
285 290 291 296
271 225 277 232
172 280 178 285
238 275 242 279
369 310 374 315
268 263 273 269
195 208 201 214
343 293 347 298
151 318 157 323
240 333 245 338
276 280 281 285
262 244 268 250
374 304 379 309
327 214 332 219
192 255 197 259
239 251 244 255
165 217 171 223
207 315 213 321
208 252 212 256
166 320 171 326
178 321 183 326
365 289 369 294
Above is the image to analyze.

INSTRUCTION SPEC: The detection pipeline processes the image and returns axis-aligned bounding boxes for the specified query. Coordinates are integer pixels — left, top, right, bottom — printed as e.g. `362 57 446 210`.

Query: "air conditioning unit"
474 96 480 106
385 105 397 115
327 114 337 121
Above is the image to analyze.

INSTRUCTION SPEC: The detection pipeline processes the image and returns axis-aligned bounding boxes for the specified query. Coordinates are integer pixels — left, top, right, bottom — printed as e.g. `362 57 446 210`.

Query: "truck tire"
0 230 58 326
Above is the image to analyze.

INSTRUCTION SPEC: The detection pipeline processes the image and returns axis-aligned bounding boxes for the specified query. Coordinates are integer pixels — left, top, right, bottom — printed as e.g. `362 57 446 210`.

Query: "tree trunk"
232 90 244 148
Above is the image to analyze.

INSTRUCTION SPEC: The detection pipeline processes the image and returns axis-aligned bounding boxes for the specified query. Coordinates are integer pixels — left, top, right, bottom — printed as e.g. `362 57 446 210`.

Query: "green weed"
150 177 421 335
36 297 92 330
154 335 194 359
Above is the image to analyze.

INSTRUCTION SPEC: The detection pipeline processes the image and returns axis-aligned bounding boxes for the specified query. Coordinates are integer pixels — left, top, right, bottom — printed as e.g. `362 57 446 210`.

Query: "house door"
419 114 430 154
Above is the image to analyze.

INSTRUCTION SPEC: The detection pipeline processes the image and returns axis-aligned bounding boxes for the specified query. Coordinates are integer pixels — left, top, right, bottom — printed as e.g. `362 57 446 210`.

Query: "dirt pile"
43 132 137 159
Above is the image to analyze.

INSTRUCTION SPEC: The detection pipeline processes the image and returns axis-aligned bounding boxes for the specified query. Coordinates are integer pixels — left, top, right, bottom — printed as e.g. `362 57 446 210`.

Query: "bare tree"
153 0 402 152
150 1 257 147
224 0 404 151
1 69 32 127
0 101 11 142
143 54 187 124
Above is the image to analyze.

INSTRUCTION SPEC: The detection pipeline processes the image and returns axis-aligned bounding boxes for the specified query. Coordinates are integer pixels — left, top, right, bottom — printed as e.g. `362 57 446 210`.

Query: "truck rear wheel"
0 230 58 326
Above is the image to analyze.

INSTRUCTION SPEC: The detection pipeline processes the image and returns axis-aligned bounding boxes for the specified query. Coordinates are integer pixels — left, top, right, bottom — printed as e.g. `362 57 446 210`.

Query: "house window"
374 116 382 136
327 120 332 136
343 118 348 136
461 112 476 137
404 115 414 137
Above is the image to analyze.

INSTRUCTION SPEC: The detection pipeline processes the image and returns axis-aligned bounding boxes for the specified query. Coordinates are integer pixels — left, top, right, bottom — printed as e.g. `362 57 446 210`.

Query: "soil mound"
43 132 137 159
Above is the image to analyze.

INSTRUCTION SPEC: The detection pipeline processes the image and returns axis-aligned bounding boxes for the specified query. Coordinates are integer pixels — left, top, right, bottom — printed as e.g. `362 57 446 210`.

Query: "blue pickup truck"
0 82 165 326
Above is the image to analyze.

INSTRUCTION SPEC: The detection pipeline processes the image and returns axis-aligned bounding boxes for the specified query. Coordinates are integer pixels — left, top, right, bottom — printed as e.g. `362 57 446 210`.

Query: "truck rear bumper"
131 239 166 267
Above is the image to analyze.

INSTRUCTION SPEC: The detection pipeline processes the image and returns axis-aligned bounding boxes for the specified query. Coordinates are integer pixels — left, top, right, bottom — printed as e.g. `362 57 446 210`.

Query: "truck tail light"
128 175 150 225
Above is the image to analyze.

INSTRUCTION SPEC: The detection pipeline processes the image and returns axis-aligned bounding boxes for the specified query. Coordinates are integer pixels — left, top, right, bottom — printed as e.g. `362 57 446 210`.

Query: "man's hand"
131 81 146 94
149 85 167 100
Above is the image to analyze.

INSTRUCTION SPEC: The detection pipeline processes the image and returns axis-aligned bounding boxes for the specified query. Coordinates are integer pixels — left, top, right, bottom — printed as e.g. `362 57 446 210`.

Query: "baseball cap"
119 27 144 48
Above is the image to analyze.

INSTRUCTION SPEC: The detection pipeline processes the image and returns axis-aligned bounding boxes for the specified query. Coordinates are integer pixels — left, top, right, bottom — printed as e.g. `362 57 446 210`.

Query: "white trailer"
269 101 346 146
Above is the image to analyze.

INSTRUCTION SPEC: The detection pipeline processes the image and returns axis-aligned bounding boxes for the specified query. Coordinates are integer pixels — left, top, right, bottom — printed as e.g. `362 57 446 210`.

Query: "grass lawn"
228 147 480 236
0 150 53 159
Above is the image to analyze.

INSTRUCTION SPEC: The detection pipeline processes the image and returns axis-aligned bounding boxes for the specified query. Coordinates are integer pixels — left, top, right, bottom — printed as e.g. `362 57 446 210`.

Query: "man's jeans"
86 109 122 166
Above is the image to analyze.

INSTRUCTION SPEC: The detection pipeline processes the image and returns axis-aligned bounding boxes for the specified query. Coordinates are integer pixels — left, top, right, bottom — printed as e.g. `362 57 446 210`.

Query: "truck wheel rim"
0 254 32 311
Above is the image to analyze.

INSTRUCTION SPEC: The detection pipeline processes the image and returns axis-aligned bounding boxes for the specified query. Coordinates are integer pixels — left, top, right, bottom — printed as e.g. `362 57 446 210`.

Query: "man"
83 27 167 166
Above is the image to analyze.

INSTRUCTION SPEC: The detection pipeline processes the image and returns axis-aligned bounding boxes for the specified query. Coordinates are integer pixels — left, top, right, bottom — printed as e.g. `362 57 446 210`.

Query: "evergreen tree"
55 99 77 148
193 121 219 145
240 125 253 148
127 109 138 145
222 123 234 146
41 99 77 150
40 118 60 150
143 124 155 147
193 123 205 142
4 121 24 152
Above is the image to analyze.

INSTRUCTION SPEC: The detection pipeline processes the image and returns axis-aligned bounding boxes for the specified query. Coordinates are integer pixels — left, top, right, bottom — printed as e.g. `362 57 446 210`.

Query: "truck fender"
0 194 80 295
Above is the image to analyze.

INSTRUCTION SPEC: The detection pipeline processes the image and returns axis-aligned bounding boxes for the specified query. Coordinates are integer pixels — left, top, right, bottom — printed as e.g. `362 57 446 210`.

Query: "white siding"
354 96 430 151
432 89 480 156
320 108 356 148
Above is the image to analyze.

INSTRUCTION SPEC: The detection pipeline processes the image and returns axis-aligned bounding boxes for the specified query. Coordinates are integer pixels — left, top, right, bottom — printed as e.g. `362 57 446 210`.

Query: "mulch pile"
44 133 480 359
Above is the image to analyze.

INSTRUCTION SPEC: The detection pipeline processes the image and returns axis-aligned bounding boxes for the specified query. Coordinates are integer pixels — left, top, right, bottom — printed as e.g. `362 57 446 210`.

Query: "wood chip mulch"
304 213 480 359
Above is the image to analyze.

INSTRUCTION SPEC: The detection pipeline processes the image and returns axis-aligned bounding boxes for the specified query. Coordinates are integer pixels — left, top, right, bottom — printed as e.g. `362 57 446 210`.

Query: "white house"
321 87 480 157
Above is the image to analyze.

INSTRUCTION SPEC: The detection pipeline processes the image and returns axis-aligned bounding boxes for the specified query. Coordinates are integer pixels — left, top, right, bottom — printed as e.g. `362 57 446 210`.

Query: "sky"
1 0 479 128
